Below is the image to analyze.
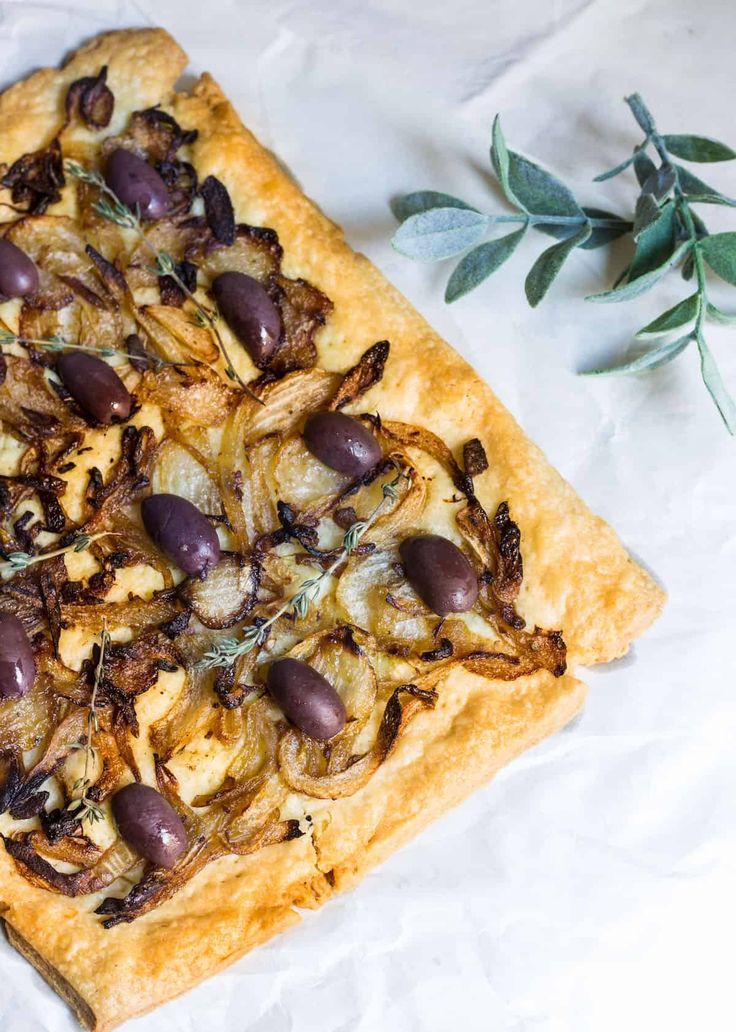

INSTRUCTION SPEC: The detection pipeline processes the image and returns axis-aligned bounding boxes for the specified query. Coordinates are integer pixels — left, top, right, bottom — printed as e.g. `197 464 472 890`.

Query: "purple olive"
212 272 281 366
141 493 220 579
399 534 479 617
111 783 187 868
267 658 346 740
0 238 39 299
0 612 36 701
57 351 132 425
105 148 170 220
304 411 382 477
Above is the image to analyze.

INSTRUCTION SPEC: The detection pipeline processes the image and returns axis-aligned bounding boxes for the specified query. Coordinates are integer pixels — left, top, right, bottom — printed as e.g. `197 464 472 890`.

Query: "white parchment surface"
0 1 734 1030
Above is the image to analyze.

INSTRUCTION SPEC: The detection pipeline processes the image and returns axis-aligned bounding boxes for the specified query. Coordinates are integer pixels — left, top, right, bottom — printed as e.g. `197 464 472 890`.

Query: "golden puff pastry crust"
0 28 663 1031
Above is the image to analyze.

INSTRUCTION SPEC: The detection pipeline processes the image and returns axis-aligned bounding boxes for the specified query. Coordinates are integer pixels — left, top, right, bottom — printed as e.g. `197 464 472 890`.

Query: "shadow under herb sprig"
391 93 736 433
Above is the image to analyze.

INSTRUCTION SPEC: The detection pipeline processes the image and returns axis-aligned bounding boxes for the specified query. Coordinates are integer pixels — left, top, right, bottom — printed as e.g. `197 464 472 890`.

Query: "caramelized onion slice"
3 832 139 896
277 684 436 799
152 439 222 516
180 553 260 629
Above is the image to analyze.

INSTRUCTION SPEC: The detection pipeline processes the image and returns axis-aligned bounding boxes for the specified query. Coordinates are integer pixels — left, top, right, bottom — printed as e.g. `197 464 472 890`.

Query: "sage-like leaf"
640 164 676 200
445 227 527 303
632 194 662 239
697 337 736 434
628 202 676 281
503 150 583 219
524 224 591 307
391 191 478 222
699 233 736 286
635 293 700 338
634 151 657 186
662 134 736 163
676 165 736 207
490 116 522 210
625 94 656 136
391 207 491 262
706 302 736 325
583 334 692 375
586 240 691 302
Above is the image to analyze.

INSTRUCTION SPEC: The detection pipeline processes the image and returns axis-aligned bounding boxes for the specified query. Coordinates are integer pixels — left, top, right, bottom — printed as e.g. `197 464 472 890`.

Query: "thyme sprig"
0 532 111 579
70 618 109 826
391 94 736 432
0 327 169 369
64 160 255 397
198 468 407 669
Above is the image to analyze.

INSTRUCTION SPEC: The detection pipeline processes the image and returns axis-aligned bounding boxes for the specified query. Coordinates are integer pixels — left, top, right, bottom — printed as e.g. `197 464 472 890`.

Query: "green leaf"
697 337 736 434
586 240 691 302
503 150 584 219
628 202 677 280
524 224 591 307
706 302 736 325
675 165 736 207
445 228 526 302
635 293 700 338
632 194 662 239
700 232 736 285
582 334 692 375
662 134 736 163
390 191 478 222
625 94 656 136
640 164 676 200
634 151 657 186
490 116 522 209
391 207 491 262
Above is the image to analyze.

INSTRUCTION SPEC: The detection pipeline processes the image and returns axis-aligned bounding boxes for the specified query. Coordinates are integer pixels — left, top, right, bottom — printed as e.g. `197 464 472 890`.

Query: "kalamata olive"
267 657 346 740
399 534 479 616
211 271 282 365
56 351 132 424
111 783 187 869
0 613 36 700
141 493 220 578
304 411 382 477
105 148 170 220
0 238 39 299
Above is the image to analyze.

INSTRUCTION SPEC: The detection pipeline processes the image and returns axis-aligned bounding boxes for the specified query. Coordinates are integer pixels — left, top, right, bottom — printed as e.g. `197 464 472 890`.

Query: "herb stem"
0 532 112 579
197 467 407 669
73 618 108 826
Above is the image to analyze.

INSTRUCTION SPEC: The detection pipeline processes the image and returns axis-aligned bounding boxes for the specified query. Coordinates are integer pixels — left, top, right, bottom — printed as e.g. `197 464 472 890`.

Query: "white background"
1 1 734 1030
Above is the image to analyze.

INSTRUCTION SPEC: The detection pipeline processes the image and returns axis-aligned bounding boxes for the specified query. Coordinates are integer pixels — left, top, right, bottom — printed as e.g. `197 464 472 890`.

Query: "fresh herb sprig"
69 619 109 826
64 160 253 397
198 468 406 669
0 327 170 369
391 94 736 432
0 532 110 579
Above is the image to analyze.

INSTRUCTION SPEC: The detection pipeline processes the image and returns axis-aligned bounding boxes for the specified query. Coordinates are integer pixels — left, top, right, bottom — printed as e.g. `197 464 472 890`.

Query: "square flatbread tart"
0 28 664 1031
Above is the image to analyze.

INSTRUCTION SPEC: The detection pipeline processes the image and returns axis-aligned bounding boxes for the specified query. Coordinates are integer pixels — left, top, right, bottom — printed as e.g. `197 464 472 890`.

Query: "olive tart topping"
0 71 566 927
